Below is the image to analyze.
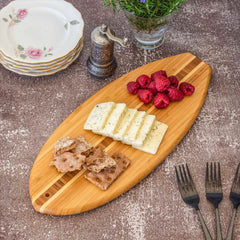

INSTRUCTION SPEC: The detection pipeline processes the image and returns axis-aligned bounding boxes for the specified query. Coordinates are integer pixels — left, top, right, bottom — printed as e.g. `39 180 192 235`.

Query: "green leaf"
2 18 8 22
20 54 27 59
48 53 53 56
64 23 68 30
14 20 21 23
9 14 12 19
70 20 80 25
17 45 24 51
44 54 48 57
43 47 46 51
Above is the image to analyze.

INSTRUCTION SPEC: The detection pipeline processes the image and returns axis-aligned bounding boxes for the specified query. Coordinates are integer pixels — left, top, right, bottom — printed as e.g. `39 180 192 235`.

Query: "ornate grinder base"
87 56 117 78
87 24 128 78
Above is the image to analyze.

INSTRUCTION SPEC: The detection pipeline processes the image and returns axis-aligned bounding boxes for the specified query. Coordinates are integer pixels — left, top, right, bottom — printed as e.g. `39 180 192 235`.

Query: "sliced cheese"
84 102 116 131
99 103 127 137
132 114 156 146
122 111 146 145
113 108 137 141
133 120 168 154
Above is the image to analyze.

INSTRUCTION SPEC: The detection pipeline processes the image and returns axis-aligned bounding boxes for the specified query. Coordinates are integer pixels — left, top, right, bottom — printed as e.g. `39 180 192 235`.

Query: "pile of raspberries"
127 70 195 109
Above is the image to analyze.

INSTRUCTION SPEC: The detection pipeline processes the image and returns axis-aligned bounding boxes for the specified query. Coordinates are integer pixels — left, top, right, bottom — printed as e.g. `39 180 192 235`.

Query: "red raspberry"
148 81 158 95
168 75 179 88
179 82 195 96
165 86 184 101
127 81 140 95
136 75 151 89
137 89 153 104
153 93 170 109
151 70 167 81
155 76 170 92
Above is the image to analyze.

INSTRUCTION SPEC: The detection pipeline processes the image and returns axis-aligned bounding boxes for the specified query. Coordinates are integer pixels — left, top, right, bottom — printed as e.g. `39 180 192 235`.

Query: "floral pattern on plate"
2 8 28 26
15 45 54 60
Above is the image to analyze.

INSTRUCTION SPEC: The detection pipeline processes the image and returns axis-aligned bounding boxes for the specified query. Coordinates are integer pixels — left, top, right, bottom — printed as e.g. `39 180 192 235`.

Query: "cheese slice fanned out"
84 102 116 131
99 103 127 137
113 108 137 141
122 111 146 145
133 121 168 154
132 114 156 147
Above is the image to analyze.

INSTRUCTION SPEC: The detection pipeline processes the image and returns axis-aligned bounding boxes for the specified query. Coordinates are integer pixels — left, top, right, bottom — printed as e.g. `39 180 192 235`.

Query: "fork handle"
225 208 237 240
196 209 213 240
215 208 223 240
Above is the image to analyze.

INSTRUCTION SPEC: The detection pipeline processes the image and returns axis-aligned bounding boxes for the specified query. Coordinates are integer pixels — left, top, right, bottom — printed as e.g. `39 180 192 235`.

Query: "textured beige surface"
0 0 239 239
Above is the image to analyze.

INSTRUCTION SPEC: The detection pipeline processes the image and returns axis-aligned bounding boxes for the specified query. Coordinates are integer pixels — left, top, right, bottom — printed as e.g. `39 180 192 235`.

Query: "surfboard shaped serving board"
29 52 212 215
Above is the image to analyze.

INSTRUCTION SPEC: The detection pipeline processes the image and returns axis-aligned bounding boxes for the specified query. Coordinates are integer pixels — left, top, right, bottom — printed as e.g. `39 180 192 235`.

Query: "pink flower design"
18 9 28 20
48 47 53 52
25 47 43 59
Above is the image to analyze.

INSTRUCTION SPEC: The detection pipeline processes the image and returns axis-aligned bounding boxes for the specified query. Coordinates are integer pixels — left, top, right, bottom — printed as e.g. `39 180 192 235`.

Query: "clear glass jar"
124 11 173 50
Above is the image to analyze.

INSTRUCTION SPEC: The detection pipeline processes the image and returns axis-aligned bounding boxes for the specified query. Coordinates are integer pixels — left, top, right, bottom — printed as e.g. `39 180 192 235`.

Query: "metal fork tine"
175 166 181 186
232 163 240 191
182 165 189 183
206 162 209 183
218 162 222 188
186 164 196 191
179 165 186 184
210 162 213 182
214 162 217 181
175 166 185 196
176 167 184 185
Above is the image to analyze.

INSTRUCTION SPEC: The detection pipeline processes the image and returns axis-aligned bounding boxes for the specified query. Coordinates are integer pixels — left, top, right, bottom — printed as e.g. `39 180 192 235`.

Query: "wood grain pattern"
29 52 212 215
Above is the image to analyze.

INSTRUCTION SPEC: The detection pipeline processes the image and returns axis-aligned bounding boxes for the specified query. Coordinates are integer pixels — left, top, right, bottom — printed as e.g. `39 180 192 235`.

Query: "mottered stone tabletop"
0 0 239 239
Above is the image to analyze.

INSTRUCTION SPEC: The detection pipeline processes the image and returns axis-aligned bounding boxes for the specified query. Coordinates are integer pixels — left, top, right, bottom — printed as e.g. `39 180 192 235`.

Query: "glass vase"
124 11 173 50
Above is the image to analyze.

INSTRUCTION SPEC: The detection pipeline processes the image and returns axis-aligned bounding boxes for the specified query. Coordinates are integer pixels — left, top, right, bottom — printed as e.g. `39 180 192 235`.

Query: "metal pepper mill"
87 24 128 78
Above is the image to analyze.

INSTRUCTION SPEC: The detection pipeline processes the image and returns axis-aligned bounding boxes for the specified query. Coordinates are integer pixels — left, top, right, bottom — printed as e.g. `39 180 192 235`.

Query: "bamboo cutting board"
29 52 212 215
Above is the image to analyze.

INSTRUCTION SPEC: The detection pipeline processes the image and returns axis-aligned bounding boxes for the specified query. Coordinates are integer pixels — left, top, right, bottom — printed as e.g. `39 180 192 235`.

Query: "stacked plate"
0 0 84 76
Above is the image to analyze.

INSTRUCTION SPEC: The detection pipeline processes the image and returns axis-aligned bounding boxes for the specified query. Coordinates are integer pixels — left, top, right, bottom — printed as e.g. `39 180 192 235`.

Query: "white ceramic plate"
0 37 83 69
0 44 83 76
0 0 84 63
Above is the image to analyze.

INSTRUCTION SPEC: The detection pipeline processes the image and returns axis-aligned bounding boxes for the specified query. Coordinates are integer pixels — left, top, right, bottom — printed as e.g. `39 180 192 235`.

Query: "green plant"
103 0 188 18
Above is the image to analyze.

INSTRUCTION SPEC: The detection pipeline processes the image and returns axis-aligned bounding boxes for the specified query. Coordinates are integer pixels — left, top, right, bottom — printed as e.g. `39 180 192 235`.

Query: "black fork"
205 162 223 240
175 164 213 240
226 163 240 240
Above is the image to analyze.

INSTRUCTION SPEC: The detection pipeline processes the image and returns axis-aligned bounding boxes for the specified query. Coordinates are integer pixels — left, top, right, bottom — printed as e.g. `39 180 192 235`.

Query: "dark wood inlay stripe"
34 170 79 207
97 137 113 148
138 104 149 112
176 57 201 80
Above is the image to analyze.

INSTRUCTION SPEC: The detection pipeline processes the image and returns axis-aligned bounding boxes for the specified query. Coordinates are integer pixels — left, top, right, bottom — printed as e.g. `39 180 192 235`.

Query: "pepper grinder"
87 24 128 78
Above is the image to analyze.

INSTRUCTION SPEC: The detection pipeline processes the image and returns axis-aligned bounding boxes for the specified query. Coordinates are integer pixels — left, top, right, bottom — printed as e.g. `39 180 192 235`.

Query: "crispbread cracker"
85 152 130 190
54 137 76 156
50 152 86 173
85 147 116 173
73 136 94 156
51 136 93 172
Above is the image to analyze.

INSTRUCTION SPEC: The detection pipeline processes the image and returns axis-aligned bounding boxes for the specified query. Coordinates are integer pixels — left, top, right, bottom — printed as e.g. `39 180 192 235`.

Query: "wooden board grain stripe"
175 57 202 80
32 55 203 211
40 169 87 213
33 171 79 209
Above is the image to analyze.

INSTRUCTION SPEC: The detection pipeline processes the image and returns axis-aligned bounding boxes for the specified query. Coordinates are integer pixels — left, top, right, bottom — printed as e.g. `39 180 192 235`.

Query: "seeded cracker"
50 152 86 172
51 136 93 172
73 136 94 156
54 137 76 156
85 147 116 173
85 152 130 190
